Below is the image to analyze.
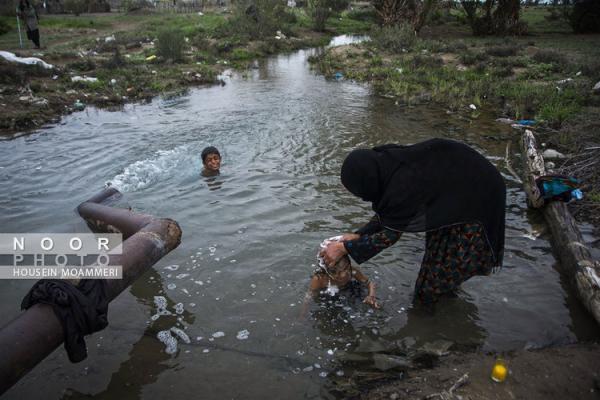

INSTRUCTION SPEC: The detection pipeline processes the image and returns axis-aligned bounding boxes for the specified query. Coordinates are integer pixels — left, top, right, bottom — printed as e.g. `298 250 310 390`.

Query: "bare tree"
461 0 525 35
372 0 439 33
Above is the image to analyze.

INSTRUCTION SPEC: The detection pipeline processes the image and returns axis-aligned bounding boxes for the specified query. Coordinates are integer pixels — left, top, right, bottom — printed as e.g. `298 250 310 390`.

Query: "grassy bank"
311 10 600 127
0 7 373 134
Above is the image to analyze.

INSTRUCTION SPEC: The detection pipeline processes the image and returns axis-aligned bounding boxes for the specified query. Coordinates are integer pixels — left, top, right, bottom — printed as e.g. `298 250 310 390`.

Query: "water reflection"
203 175 225 191
61 328 171 400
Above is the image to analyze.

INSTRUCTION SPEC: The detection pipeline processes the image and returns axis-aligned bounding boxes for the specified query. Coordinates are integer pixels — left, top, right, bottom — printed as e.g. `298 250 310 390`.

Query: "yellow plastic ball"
491 363 507 382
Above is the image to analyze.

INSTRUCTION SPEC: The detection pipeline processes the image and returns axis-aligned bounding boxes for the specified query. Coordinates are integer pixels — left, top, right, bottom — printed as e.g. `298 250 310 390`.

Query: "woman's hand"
319 241 347 267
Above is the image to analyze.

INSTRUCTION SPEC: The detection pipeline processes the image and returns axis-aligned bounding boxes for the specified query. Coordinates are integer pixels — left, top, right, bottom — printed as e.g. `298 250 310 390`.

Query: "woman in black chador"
320 138 506 305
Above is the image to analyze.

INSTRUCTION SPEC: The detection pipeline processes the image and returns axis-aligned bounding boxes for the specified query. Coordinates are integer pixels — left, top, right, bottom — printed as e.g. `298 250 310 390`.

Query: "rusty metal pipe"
0 189 182 396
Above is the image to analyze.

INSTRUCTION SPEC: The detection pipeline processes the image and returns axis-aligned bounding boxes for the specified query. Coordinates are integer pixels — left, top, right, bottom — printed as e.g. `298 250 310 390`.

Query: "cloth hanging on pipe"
21 279 109 363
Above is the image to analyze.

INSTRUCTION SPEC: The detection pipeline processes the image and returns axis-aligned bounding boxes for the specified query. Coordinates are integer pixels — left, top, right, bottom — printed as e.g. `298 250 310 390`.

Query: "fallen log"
520 129 600 326
0 187 182 395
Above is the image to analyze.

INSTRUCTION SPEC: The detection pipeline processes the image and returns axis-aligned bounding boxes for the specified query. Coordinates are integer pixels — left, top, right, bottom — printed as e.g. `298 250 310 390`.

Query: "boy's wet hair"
201 146 220 163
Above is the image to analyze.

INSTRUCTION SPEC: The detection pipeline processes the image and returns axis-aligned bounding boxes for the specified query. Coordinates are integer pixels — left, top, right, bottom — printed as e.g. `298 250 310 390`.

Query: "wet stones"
373 354 413 371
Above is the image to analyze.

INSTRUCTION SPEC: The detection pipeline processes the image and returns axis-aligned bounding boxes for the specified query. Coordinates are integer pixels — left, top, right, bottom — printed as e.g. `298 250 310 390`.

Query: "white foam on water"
108 145 195 192
171 327 191 344
212 331 225 338
236 329 250 340
157 330 178 355
151 296 172 320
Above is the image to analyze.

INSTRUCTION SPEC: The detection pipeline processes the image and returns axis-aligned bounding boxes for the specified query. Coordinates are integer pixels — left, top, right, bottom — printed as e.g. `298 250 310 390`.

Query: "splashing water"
108 145 194 192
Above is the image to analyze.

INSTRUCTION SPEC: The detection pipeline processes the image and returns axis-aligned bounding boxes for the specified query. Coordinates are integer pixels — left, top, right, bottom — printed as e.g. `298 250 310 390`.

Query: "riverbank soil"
0 7 369 134
361 343 600 400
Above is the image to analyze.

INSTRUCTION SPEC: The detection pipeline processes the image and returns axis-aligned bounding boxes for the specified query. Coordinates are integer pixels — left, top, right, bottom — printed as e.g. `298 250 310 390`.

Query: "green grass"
134 13 226 38
326 11 372 34
39 15 113 29
289 8 312 29
229 47 257 61
521 6 572 34
588 192 600 203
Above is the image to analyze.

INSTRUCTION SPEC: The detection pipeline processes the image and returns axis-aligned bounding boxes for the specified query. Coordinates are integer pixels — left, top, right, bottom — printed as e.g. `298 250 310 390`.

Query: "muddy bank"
0 37 328 136
349 343 600 400
0 52 222 134
0 11 338 136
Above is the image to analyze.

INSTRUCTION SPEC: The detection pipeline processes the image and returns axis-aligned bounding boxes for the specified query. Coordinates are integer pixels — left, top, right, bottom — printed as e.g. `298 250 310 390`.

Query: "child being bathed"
307 237 380 309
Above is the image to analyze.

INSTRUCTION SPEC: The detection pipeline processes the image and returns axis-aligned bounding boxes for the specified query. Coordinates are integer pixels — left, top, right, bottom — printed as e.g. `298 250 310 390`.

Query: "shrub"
461 0 526 36
491 65 513 78
444 40 467 52
570 0 600 33
330 0 350 12
496 56 528 68
473 61 487 74
0 18 11 35
521 62 560 79
309 0 331 31
230 47 257 61
411 54 443 69
219 0 288 40
0 2 16 16
346 8 377 22
67 57 97 71
544 7 565 22
370 23 416 53
532 49 567 65
460 50 487 65
64 0 87 15
157 28 185 62
576 57 600 80
485 45 518 57
121 0 151 12
308 0 350 32
102 47 126 69
88 0 111 12
372 0 438 32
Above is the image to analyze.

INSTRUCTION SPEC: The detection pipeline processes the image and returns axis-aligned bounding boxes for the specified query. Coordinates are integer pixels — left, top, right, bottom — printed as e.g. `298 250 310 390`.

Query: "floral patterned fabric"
415 223 495 304
344 219 495 304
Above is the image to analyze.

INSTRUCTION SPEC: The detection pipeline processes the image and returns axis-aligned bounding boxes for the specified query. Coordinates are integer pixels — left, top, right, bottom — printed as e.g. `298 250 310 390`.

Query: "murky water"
1 36 598 399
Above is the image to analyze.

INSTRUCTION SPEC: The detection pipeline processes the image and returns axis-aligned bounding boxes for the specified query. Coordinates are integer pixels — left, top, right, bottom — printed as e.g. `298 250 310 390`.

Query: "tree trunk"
520 130 600 327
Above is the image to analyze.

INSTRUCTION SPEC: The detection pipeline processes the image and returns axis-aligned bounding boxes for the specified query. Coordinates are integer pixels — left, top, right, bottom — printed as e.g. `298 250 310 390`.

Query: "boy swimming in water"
308 237 380 309
201 146 221 177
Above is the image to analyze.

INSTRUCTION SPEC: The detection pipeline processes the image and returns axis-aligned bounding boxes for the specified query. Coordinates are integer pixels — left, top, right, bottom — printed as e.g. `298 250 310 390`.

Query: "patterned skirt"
414 222 495 304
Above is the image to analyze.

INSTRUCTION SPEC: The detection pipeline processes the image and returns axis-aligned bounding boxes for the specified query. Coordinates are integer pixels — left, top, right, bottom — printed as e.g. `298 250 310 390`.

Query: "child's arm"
353 268 380 309
299 275 326 319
